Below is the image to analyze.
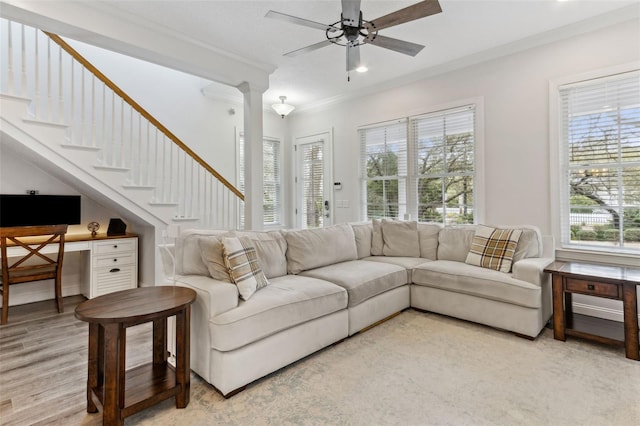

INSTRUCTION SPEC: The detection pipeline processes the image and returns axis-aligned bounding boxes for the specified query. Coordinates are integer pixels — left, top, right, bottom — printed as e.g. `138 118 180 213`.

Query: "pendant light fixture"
272 96 295 118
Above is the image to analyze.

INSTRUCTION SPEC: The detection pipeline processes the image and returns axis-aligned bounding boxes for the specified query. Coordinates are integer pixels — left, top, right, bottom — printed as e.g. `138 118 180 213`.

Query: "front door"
294 132 333 228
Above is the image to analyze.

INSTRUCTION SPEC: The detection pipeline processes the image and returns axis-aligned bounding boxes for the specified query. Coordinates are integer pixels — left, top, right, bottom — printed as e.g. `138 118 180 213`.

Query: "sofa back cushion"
417 223 442 260
234 230 288 278
284 224 358 274
382 219 420 257
371 218 384 255
175 229 231 275
437 224 543 263
351 222 373 259
437 226 477 262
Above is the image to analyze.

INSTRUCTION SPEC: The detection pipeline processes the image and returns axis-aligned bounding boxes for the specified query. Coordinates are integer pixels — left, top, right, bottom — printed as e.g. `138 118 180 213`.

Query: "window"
412 106 475 225
359 104 477 225
359 120 407 219
558 70 640 253
238 135 282 228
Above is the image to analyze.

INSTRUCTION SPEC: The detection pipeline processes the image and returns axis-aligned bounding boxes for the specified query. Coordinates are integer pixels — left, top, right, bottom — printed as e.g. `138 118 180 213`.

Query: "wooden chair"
0 224 68 325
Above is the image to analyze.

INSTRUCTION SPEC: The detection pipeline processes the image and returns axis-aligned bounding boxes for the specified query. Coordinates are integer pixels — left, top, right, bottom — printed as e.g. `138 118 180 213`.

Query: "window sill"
555 247 640 267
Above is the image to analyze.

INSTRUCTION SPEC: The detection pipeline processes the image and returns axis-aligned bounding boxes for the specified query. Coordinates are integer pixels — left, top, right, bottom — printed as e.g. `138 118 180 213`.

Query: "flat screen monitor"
0 194 81 227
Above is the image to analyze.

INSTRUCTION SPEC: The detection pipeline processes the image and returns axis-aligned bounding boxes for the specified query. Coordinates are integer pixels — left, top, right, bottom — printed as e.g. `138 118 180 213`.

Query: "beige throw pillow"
198 235 232 282
233 231 288 278
465 225 523 273
221 236 269 300
381 220 420 257
371 218 384 256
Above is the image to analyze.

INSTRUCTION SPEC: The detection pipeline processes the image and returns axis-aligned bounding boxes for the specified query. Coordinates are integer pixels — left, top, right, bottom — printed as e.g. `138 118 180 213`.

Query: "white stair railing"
0 18 242 229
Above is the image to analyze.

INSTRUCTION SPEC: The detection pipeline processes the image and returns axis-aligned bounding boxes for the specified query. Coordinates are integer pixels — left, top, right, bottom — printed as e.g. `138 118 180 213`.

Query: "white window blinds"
411 105 475 225
359 119 408 220
559 70 640 252
300 142 325 228
238 135 282 228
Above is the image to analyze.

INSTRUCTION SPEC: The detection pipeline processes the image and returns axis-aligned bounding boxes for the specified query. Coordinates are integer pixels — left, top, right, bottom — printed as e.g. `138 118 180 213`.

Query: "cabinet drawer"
565 278 619 298
93 239 136 255
93 253 135 268
92 264 137 297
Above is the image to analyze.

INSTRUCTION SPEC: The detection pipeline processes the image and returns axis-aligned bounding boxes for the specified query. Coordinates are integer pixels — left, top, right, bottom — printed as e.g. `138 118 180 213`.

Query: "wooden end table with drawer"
544 261 640 360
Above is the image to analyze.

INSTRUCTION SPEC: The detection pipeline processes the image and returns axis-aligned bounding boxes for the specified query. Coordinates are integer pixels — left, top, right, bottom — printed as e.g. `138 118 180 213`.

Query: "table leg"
552 274 566 341
175 306 190 408
103 323 124 426
86 323 99 413
564 292 573 329
153 317 168 366
622 283 639 361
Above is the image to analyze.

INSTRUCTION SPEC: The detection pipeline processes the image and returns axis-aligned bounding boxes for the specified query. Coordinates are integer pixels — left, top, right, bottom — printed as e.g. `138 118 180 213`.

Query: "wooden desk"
75 286 196 425
544 261 640 361
6 233 138 302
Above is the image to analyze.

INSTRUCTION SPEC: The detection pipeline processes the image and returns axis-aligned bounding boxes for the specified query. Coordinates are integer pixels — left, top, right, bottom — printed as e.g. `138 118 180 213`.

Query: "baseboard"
572 302 640 323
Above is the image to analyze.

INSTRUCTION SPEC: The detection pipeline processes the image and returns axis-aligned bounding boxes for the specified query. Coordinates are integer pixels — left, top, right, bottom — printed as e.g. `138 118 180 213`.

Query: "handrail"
43 31 244 201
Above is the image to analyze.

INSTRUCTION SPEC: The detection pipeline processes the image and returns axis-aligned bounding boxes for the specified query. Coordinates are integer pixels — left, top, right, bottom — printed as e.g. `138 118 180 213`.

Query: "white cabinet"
83 236 138 298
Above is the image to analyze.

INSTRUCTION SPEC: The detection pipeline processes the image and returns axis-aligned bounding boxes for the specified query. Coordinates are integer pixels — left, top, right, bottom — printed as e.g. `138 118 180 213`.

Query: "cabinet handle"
587 284 595 290
113 258 118 262
113 245 118 249
109 268 120 273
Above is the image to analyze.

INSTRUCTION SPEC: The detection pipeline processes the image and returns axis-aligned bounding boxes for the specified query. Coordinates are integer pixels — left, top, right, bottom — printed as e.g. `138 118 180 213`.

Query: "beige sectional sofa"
163 221 554 397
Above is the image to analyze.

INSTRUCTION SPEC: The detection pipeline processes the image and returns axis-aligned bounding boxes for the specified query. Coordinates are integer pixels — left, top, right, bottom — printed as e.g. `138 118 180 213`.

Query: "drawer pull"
109 268 120 273
113 245 118 249
587 284 595 290
113 258 118 262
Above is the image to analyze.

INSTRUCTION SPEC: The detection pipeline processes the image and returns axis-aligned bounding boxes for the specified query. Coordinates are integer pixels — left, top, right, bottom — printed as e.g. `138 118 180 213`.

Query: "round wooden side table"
75 286 196 425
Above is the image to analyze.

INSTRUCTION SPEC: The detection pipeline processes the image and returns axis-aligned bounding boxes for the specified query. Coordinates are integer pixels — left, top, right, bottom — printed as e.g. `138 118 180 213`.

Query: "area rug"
80 309 640 425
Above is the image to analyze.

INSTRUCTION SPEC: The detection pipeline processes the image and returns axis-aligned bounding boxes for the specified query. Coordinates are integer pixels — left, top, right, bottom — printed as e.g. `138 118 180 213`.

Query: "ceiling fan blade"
341 0 361 26
284 39 335 58
265 10 338 33
364 34 425 57
368 0 442 32
346 43 360 72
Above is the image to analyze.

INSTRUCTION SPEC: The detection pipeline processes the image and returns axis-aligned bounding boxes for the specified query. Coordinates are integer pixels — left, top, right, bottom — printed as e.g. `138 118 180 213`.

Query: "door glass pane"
301 142 324 228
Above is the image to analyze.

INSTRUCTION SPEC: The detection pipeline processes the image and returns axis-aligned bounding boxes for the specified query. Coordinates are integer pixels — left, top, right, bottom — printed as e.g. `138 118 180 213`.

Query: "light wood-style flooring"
0 296 152 425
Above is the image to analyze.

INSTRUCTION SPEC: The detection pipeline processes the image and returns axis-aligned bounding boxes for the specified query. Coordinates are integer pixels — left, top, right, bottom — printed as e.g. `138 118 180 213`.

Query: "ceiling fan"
265 0 442 77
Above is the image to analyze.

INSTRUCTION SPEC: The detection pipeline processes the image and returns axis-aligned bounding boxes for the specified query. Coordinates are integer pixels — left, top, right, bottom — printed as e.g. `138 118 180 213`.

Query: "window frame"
358 98 484 225
549 62 640 263
237 132 284 229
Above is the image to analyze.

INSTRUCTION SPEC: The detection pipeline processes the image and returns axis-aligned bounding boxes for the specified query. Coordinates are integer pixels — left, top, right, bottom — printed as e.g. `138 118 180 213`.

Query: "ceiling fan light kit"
266 0 442 80
272 96 295 118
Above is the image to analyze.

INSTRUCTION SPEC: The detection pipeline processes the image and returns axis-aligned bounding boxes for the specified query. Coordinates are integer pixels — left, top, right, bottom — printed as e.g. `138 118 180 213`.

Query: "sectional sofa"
162 221 554 397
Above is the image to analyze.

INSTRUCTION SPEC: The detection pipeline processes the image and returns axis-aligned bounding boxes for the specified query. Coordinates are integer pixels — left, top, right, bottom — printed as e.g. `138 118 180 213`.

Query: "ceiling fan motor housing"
342 11 363 42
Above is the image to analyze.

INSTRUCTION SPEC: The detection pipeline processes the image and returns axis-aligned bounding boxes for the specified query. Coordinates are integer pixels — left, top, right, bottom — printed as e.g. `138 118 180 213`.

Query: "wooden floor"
0 296 153 425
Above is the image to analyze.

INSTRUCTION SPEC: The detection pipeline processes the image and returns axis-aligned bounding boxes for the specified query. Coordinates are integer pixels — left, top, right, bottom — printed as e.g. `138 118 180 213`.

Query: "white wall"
288 19 640 234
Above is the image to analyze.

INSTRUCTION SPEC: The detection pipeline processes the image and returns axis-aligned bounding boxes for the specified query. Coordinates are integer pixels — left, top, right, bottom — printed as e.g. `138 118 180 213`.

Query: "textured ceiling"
102 0 638 108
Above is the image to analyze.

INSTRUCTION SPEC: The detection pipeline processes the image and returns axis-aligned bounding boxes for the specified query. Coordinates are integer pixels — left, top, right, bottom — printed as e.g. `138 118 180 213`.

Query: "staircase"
0 18 243 230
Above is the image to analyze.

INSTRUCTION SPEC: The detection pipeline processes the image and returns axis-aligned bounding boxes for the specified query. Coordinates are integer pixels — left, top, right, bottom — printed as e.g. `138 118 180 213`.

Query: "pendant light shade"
272 96 295 118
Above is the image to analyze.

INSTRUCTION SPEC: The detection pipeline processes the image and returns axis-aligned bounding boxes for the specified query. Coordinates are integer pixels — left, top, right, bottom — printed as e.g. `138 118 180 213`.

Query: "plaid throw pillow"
222 237 269 300
465 225 523 273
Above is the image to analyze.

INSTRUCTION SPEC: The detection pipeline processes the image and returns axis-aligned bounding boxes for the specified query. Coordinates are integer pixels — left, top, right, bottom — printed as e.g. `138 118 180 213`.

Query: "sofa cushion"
177 229 231 275
300 260 407 307
210 275 348 351
418 223 442 260
437 226 477 261
382 219 420 257
351 222 373 259
222 237 269 300
363 256 432 283
371 219 383 255
234 230 288 278
412 260 541 308
465 225 523 273
198 235 232 282
284 224 358 274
